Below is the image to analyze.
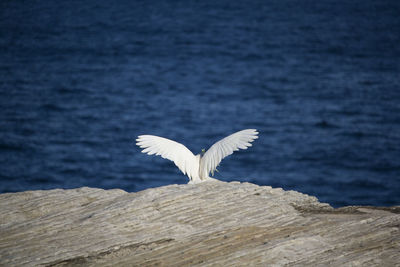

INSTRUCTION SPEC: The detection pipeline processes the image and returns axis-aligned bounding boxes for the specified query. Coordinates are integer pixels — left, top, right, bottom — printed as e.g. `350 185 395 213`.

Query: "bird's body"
136 129 258 184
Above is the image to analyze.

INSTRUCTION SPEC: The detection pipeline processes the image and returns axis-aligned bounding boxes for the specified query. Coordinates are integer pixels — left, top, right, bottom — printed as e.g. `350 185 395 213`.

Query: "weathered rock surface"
0 180 399 266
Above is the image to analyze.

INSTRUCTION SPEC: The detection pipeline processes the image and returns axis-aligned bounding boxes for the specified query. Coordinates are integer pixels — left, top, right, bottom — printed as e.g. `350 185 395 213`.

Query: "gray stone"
0 180 399 266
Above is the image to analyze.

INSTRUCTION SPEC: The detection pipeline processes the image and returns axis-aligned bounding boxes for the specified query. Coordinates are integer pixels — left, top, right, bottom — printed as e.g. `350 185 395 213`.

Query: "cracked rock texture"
0 180 399 266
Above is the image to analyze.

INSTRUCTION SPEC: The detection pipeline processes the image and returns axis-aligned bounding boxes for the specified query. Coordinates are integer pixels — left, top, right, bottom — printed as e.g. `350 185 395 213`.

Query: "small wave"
314 120 338 129
40 103 65 112
335 179 388 190
0 142 24 152
57 87 91 95
359 80 379 86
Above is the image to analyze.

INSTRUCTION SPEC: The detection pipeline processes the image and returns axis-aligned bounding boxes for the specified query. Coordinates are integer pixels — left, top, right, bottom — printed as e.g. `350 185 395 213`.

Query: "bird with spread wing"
136 129 258 184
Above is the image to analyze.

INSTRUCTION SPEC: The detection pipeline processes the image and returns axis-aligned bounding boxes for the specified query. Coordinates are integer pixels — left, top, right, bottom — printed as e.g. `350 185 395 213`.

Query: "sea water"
1 0 399 207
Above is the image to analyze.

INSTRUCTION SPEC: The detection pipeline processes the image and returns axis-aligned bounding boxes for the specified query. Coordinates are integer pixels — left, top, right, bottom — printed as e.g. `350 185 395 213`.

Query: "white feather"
199 129 258 178
136 135 200 181
136 129 258 183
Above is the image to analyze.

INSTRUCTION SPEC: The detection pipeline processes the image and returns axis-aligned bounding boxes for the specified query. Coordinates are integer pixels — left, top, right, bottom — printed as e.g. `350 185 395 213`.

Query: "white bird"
136 129 258 184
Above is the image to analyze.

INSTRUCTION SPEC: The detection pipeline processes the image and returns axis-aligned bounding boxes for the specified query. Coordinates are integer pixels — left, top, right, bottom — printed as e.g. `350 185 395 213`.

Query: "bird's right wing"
199 129 258 178
136 135 199 180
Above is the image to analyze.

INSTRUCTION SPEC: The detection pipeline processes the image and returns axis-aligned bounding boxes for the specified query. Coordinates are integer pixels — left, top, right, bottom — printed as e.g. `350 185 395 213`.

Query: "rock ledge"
0 181 399 266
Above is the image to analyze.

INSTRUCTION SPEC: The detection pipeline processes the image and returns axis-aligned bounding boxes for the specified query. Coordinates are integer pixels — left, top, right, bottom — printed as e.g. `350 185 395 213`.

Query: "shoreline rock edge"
0 181 399 266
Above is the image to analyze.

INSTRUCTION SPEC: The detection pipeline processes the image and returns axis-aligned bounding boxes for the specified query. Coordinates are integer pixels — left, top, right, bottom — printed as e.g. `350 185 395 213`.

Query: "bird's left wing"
199 129 258 178
136 135 199 181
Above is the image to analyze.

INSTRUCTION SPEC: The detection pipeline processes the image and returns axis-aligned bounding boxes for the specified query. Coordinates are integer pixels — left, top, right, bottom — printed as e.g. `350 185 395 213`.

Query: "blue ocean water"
1 0 399 207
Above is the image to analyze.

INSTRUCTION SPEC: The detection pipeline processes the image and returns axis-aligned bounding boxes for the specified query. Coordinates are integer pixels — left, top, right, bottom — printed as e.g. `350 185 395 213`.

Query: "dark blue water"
1 0 399 207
